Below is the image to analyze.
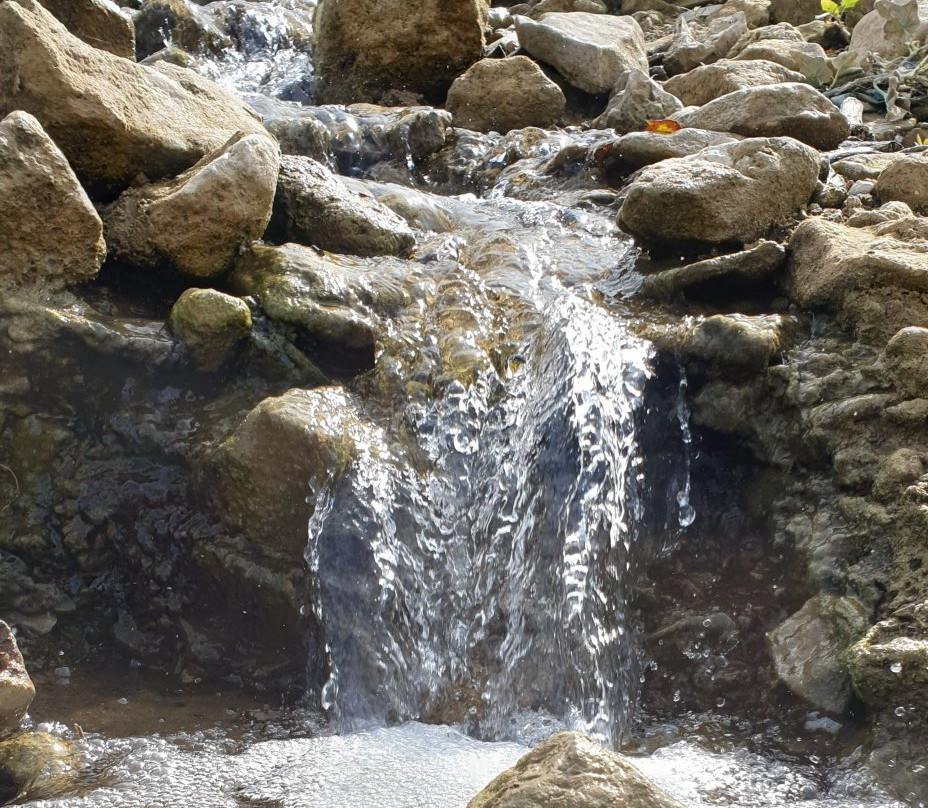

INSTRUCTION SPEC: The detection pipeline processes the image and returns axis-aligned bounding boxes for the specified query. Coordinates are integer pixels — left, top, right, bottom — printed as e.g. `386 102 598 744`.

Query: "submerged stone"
0 622 34 738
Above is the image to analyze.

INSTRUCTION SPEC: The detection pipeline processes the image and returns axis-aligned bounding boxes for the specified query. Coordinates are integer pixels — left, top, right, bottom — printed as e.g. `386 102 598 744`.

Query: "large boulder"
0 111 105 289
617 137 820 247
672 83 849 150
595 69 682 133
105 132 280 277
875 153 928 213
201 387 366 558
514 12 647 94
312 0 488 104
0 0 269 198
467 732 684 808
446 56 566 133
265 156 416 257
767 594 870 713
37 0 134 58
0 621 34 737
663 59 806 107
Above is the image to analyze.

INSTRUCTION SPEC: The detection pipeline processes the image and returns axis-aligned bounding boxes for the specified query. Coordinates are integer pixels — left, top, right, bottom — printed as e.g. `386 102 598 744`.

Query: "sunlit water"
12 2 910 806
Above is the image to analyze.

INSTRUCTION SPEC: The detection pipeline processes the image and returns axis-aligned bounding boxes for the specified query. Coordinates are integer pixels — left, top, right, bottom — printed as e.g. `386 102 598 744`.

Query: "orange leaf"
645 119 682 135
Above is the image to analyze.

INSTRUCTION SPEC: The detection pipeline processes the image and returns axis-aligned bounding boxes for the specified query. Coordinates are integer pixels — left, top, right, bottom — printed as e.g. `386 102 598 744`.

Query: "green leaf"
821 0 840 14
841 0 862 9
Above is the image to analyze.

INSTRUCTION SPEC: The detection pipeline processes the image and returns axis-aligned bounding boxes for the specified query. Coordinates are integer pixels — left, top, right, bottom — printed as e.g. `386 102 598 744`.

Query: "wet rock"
663 13 748 76
105 132 280 277
228 243 409 363
265 156 415 257
786 217 928 339
732 40 833 85
885 327 928 399
312 0 488 104
871 447 925 501
168 289 252 372
639 241 785 299
593 128 738 178
672 83 850 150
875 152 928 213
595 69 682 133
847 601 928 708
134 0 232 59
618 137 819 247
0 622 34 737
849 0 928 65
514 12 648 94
678 314 787 378
767 594 870 713
0 732 76 802
467 732 684 808
663 58 805 107
447 56 565 134
0 0 268 199
201 387 366 557
0 111 105 290
37 0 134 58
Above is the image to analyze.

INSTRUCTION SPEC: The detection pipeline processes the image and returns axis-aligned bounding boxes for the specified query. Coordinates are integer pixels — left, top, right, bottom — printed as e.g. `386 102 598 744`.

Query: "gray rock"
312 0 488 104
467 732 685 808
733 40 833 85
845 200 912 227
594 128 738 178
266 156 415 257
672 83 849 150
871 447 925 501
709 0 771 28
849 0 928 66
595 69 683 133
0 0 269 199
37 0 135 58
680 314 786 377
105 132 280 277
770 0 822 24
885 327 928 399
663 58 806 107
168 289 252 372
0 111 106 290
134 0 232 59
618 136 820 246
447 56 566 134
833 152 903 182
639 241 785 298
514 12 648 94
768 594 870 713
0 621 34 737
875 152 928 213
530 0 609 14
663 13 748 76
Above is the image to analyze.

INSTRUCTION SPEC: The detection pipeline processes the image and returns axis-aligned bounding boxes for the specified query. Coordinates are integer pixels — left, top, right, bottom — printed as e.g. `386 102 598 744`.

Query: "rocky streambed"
1 0 928 805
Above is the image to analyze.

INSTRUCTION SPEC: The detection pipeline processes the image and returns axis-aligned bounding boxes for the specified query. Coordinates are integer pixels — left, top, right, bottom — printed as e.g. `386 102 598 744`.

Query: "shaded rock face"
105 132 280 277
37 0 134 58
672 83 850 150
265 156 415 257
467 732 684 808
168 289 252 372
312 0 488 104
618 136 820 248
663 58 805 107
446 56 565 134
767 594 870 713
200 387 365 559
663 12 748 76
0 111 105 289
514 11 647 94
593 128 738 180
0 622 34 737
0 0 268 199
134 0 231 59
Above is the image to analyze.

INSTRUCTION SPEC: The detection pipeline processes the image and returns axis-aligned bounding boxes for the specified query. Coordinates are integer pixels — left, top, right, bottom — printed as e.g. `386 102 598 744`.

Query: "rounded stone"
168 288 252 372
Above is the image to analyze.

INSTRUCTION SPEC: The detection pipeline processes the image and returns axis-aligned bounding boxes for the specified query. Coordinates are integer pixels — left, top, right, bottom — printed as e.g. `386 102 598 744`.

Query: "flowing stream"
12 3 910 806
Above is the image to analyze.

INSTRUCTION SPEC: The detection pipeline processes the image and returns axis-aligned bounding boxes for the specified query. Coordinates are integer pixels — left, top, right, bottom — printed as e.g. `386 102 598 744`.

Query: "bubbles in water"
890 662 903 674
894 706 906 717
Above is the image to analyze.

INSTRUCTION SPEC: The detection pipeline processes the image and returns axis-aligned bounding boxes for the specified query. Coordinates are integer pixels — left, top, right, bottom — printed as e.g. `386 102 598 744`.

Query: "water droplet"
895 706 907 717
702 619 712 628
890 662 903 674
672 690 681 703
716 697 726 707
